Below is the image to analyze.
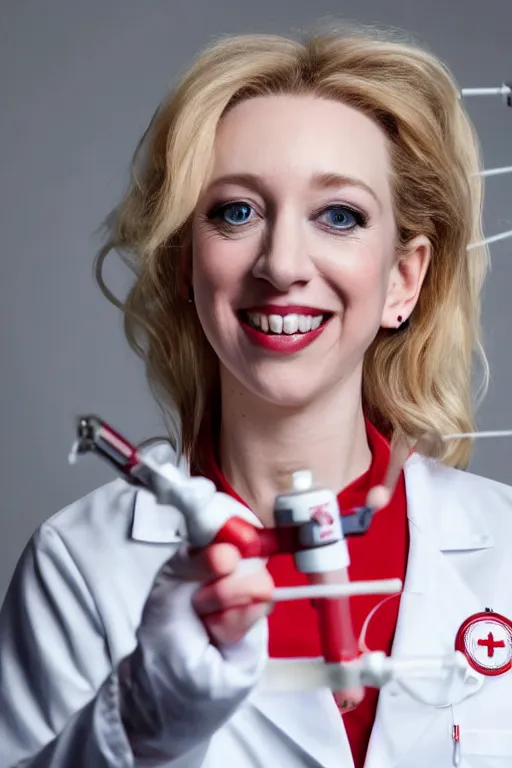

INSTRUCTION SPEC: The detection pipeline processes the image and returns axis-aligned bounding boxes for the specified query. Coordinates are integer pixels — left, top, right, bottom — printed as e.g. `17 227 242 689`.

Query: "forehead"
210 94 392 201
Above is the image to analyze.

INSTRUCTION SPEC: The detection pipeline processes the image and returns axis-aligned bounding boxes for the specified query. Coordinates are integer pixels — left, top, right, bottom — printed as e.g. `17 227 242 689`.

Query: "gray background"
1 0 511 601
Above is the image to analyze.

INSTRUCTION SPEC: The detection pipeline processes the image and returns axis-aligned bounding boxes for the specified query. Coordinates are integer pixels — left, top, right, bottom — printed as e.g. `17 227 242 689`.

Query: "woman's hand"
191 543 275 645
118 534 272 763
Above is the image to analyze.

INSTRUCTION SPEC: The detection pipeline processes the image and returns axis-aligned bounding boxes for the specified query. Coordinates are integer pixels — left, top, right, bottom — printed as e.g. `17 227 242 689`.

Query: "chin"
247 377 325 411
238 354 363 412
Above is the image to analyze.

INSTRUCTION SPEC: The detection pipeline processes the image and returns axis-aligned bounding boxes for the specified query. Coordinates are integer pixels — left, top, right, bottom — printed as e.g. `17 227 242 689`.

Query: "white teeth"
283 314 300 334
246 312 326 335
268 315 284 334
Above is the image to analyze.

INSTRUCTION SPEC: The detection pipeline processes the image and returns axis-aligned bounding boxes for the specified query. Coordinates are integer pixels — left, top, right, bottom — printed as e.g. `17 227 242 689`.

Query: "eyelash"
206 200 369 234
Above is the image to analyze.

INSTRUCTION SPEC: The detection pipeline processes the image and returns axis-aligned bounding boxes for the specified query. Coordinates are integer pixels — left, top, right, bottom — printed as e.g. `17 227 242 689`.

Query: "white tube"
467 229 512 250
259 651 468 693
272 578 402 602
260 658 345 693
462 86 511 97
476 165 512 178
443 429 512 440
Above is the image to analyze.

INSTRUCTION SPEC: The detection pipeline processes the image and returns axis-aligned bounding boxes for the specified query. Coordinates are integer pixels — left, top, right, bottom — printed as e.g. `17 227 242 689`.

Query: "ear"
381 235 431 329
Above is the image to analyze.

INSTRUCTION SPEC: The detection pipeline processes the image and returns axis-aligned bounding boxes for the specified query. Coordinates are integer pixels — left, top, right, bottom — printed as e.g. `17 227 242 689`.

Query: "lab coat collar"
130 488 185 543
130 443 190 543
406 453 493 554
130 450 493 551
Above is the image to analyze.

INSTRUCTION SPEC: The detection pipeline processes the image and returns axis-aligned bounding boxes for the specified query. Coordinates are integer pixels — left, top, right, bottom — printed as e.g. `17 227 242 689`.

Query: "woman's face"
192 94 422 408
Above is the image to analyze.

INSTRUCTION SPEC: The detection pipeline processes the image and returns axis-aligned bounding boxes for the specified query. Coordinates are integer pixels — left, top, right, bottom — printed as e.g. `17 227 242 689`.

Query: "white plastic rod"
462 85 511 97
443 429 512 440
261 658 340 692
477 165 512 178
467 229 512 250
259 652 467 693
272 578 402 602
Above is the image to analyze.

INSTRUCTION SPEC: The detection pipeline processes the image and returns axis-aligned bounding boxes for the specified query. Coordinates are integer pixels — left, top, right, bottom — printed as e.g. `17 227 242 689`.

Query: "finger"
365 484 391 512
168 542 242 581
192 568 274 616
203 603 271 646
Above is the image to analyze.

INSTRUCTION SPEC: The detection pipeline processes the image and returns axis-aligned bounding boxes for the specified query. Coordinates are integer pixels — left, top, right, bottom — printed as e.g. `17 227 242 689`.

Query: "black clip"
341 505 375 536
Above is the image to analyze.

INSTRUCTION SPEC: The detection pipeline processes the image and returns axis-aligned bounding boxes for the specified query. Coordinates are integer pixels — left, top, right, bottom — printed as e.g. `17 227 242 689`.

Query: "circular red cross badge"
455 611 512 676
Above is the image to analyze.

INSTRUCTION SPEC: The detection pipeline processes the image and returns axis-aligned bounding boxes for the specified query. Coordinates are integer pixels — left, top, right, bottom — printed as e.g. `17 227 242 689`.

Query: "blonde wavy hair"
96 26 489 468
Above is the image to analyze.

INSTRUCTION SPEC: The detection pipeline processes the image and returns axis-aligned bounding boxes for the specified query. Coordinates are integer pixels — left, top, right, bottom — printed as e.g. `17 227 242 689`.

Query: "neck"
218 369 371 526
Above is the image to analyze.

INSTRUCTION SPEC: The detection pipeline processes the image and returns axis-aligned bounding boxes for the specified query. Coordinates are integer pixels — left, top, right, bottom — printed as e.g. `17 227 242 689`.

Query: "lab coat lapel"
365 456 493 768
249 687 352 767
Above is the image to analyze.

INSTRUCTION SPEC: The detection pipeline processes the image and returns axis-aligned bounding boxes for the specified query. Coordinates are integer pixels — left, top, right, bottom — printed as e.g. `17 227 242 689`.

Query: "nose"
251 209 315 291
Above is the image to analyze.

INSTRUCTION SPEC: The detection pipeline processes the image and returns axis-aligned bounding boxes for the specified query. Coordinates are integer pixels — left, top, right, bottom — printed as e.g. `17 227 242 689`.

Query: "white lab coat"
1 450 512 767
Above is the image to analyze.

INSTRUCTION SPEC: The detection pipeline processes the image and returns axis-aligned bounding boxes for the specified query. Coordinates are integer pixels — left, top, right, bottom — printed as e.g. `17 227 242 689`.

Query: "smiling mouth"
239 310 333 335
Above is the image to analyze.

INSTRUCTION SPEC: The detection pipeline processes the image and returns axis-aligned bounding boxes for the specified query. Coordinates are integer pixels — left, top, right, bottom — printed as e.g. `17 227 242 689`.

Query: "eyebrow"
206 171 381 209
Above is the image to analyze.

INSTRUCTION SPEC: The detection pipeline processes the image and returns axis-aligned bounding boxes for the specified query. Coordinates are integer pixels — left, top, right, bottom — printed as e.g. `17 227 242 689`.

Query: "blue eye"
220 202 253 226
318 205 362 230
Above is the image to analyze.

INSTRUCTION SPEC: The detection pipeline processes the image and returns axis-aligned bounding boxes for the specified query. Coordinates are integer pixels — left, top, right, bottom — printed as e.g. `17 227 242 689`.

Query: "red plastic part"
213 517 302 558
213 517 280 558
313 595 359 663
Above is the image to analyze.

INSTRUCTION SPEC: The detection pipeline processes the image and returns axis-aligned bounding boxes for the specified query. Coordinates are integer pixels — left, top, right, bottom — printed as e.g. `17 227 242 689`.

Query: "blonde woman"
1 26 511 768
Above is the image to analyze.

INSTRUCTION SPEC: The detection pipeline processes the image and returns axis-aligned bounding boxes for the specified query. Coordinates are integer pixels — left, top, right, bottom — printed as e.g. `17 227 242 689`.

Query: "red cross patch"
455 611 512 676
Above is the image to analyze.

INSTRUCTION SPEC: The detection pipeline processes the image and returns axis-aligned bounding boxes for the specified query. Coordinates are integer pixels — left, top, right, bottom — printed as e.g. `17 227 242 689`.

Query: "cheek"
192 226 254 295
192 231 229 298
191 231 249 348
316 241 392 307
